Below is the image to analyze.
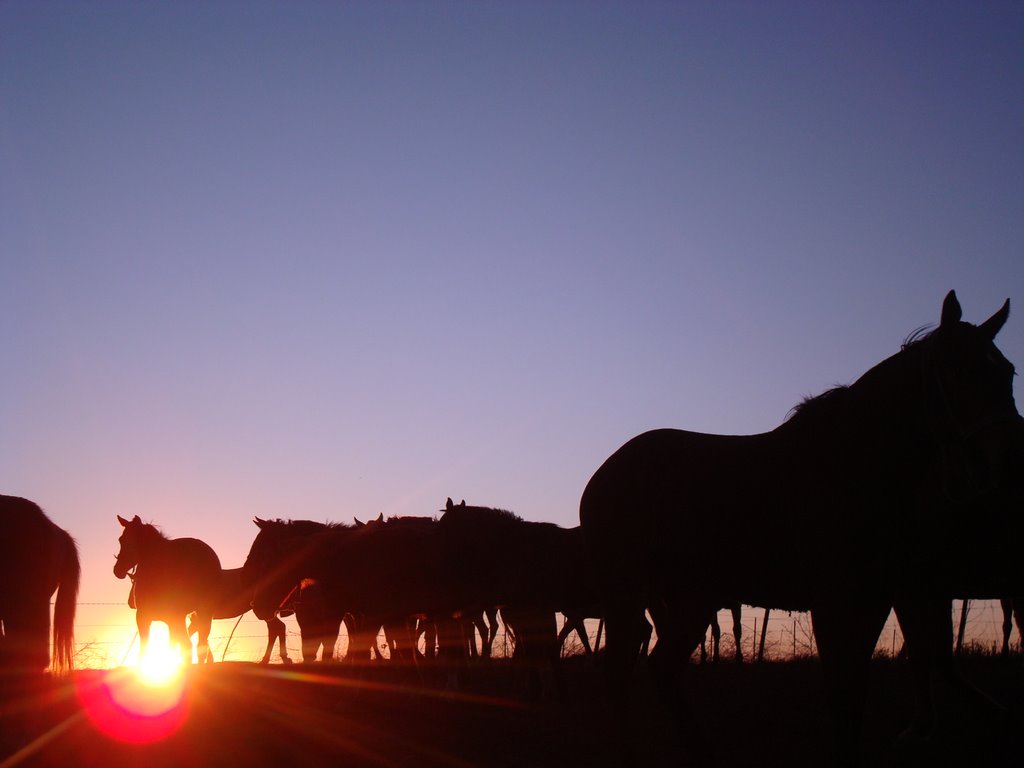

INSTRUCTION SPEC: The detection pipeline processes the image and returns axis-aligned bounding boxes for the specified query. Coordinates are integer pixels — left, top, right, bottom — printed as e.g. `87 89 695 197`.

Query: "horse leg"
895 598 1006 746
168 619 193 664
482 608 498 658
578 618 594 655
262 616 287 664
710 612 722 663
647 598 720 765
1000 599 1013 657
137 612 151 662
4 593 51 671
811 599 889 766
191 612 213 664
732 604 744 663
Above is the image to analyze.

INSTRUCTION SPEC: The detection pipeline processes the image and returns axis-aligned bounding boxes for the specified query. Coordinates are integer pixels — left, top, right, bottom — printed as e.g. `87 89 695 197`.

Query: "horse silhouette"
244 518 438 665
114 515 221 664
579 291 1022 763
0 496 80 673
129 567 292 664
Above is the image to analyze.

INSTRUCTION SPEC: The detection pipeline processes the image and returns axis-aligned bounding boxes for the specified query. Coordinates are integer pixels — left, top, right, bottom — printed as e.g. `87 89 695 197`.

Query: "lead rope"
222 613 246 662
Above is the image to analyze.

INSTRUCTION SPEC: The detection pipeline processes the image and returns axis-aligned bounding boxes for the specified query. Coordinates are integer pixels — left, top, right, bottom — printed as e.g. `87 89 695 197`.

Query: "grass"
2 651 1022 767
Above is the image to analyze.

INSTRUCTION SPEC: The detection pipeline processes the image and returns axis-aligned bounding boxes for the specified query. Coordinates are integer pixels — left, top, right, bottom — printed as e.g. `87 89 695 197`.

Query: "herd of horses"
3 291 1022 764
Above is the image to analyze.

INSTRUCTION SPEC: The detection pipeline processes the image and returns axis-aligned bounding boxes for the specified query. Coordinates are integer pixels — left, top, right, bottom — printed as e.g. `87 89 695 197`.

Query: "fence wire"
59 599 1022 668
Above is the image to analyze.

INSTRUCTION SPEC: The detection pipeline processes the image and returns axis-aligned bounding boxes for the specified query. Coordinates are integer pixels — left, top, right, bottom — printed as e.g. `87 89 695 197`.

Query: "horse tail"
52 528 81 673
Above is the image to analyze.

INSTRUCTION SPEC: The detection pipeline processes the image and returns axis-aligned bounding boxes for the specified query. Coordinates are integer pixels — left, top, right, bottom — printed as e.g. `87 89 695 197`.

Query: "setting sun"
136 639 185 688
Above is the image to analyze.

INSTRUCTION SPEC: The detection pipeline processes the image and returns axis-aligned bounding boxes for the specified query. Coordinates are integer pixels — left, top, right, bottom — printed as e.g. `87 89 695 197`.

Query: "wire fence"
60 597 1022 669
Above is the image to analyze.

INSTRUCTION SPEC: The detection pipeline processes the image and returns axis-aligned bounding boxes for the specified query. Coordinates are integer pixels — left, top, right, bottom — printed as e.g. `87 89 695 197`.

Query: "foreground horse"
131 568 293 663
580 291 1022 763
114 515 221 664
0 496 80 673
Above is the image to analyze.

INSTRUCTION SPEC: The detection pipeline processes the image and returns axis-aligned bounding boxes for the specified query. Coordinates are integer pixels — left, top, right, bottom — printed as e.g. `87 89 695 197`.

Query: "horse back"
0 495 70 602
579 428 871 608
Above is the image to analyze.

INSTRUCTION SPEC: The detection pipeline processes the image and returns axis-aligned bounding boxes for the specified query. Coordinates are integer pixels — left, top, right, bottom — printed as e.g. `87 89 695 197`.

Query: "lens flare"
78 636 190 744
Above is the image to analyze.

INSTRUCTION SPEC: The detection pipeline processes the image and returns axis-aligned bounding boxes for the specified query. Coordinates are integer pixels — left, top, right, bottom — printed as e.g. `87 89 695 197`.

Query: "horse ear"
459 499 465 508
940 290 962 328
132 515 141 523
117 515 130 527
354 517 364 527
978 299 1010 341
446 498 454 511
375 512 383 523
253 517 267 529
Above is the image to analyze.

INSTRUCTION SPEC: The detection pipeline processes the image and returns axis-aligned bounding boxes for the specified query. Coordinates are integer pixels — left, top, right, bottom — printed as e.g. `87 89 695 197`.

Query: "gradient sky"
2 2 1022 663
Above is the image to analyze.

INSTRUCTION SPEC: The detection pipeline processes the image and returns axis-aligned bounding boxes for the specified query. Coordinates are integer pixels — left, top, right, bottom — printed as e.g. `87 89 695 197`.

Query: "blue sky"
2 2 1021 659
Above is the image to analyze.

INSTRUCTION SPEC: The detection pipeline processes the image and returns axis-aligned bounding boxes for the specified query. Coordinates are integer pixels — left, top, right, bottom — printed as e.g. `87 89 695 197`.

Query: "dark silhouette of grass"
2 653 1021 767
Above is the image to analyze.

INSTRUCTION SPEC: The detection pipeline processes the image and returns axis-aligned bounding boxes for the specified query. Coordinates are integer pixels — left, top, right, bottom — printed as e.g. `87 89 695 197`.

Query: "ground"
1 655 1021 767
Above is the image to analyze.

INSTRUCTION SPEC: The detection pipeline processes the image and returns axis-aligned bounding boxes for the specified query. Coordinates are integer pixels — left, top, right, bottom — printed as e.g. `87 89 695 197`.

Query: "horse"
130 567 293 664
114 515 222 664
0 496 80 673
244 518 442 666
195 568 292 664
579 291 1022 764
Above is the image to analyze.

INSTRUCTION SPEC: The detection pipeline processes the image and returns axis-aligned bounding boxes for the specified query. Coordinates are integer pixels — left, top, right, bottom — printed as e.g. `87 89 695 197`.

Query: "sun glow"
136 640 185 687
77 628 191 744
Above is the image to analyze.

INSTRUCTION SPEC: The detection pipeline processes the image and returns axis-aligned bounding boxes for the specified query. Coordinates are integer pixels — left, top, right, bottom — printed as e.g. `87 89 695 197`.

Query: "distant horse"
579 292 1022 763
114 515 221 664
244 518 441 665
440 499 575 666
0 496 80 673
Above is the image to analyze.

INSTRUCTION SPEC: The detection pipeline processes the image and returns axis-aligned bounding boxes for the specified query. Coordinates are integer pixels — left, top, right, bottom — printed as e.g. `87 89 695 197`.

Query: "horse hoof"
282 658 294 665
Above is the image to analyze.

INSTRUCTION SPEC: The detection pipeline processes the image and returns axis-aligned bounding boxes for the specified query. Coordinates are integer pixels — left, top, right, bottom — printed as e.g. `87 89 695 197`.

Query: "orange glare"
78 631 190 744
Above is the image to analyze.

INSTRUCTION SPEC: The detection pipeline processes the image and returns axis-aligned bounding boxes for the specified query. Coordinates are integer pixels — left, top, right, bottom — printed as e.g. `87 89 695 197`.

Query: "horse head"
113 514 152 579
914 291 1020 498
244 517 325 621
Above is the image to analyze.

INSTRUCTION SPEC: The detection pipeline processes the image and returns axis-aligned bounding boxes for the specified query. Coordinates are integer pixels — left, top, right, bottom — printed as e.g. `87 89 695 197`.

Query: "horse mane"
901 324 935 350
785 385 852 425
136 520 169 540
261 518 354 534
445 504 522 523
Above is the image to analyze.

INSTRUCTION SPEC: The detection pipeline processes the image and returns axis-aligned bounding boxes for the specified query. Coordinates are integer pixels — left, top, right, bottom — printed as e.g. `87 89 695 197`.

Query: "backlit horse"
579 292 1022 763
244 518 432 664
130 566 293 663
440 500 570 666
0 496 80 673
114 515 221 664
194 567 291 664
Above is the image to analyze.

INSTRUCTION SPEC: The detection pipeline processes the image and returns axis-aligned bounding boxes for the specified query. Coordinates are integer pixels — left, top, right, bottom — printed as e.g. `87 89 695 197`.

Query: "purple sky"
2 2 1021 662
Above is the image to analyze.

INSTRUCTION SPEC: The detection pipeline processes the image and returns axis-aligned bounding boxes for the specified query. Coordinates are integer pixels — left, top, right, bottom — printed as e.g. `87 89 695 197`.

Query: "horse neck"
134 527 170 561
781 345 933 473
